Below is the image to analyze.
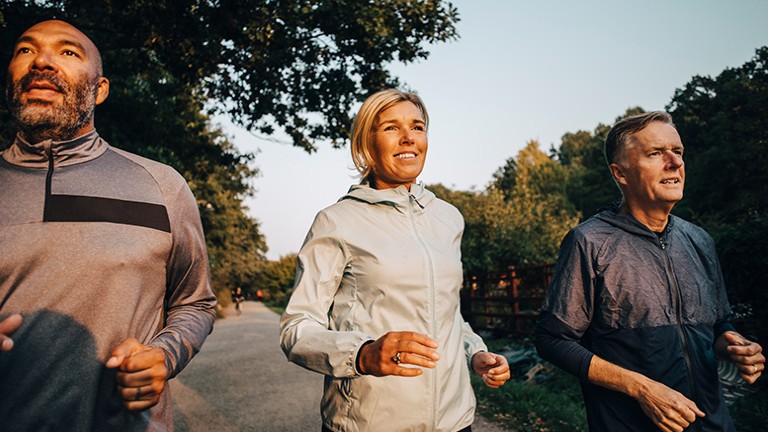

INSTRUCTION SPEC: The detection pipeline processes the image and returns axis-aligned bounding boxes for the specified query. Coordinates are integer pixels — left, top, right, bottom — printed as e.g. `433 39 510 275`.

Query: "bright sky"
221 1 768 260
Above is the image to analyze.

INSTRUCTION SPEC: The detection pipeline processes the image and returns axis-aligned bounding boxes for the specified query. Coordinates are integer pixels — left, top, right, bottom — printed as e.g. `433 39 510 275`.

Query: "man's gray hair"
604 111 675 166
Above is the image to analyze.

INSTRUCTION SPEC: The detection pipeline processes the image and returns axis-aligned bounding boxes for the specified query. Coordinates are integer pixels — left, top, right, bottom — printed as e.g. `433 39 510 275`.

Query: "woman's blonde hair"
349 89 429 180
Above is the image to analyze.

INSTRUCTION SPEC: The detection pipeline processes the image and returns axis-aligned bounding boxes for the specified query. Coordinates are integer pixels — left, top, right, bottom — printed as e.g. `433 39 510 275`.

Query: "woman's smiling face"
370 101 428 190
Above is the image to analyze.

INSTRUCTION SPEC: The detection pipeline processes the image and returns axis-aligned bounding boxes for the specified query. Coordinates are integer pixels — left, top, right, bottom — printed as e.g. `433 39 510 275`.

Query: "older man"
535 111 765 432
0 20 216 431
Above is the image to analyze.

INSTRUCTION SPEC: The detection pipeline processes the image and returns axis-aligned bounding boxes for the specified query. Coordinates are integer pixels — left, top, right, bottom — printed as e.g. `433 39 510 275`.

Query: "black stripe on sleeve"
44 194 171 233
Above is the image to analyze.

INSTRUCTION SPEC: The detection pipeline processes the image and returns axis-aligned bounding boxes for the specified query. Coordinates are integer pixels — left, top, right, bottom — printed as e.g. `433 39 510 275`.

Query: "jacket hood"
341 181 436 213
593 204 675 240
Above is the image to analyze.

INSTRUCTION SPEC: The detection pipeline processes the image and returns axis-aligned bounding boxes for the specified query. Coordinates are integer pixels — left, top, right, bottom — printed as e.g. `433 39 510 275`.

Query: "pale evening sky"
218 1 768 260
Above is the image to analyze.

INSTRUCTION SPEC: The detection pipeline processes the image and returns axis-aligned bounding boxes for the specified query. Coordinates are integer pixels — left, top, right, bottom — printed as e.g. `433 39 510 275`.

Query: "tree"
499 141 580 267
492 139 571 203
0 0 460 151
552 107 645 220
432 141 580 275
489 156 517 196
430 183 509 274
252 254 298 309
668 47 768 225
198 158 268 307
667 46 768 338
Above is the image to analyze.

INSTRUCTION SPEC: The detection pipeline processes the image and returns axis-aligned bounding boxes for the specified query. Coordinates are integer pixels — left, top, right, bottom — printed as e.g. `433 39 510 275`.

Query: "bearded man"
0 20 216 431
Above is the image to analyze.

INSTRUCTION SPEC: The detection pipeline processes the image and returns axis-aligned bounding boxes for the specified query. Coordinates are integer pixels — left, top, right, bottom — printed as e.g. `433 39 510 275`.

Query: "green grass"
264 302 286 315
728 385 768 432
472 371 588 432
471 338 587 431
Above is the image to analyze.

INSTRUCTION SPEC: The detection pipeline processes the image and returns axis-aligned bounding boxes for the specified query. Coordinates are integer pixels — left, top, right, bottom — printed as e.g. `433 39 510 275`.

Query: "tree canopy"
433 141 580 275
250 254 298 309
0 0 459 151
550 107 645 220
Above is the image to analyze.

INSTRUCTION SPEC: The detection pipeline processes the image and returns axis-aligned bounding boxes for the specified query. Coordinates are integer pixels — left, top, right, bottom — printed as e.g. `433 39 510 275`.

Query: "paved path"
171 301 511 432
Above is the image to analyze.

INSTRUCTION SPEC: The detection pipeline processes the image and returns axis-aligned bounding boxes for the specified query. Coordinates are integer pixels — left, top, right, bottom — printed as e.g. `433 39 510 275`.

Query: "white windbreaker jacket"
280 182 487 432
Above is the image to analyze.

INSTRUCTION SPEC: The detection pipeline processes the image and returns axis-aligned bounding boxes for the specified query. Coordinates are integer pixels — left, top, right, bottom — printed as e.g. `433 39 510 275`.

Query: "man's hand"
589 355 704 432
634 378 706 432
358 331 440 377
0 314 23 352
716 331 764 384
106 338 169 412
471 351 510 388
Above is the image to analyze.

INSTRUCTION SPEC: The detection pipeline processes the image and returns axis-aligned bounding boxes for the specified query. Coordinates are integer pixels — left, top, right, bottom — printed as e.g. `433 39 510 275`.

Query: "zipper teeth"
409 194 437 429
43 144 55 220
4 144 56 309
660 236 700 431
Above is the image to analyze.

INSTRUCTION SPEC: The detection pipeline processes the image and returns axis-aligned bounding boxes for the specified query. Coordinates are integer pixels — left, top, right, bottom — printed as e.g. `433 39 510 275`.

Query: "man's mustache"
19 71 67 93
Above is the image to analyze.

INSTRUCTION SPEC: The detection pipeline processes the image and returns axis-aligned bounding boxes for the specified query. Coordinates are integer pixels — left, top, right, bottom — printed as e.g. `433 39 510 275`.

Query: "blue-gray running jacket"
535 207 735 432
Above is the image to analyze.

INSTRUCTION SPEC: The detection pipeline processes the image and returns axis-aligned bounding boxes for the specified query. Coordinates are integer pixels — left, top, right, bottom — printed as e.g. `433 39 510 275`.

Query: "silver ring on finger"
135 386 142 401
391 352 402 365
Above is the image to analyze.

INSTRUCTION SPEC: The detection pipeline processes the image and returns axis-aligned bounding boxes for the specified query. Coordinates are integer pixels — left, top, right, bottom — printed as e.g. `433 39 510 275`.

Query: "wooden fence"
461 264 554 336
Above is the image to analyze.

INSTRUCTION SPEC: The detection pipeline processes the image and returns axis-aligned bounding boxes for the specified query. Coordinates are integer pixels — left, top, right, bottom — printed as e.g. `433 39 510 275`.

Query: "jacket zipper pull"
409 194 425 209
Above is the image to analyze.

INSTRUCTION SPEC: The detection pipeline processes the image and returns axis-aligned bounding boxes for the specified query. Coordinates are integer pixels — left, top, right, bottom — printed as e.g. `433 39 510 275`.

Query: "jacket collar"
341 180 436 213
595 204 677 240
1 130 108 168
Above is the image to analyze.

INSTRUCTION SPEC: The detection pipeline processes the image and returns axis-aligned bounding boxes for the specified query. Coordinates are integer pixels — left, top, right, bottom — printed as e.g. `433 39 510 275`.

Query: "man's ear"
610 162 628 186
95 77 110 105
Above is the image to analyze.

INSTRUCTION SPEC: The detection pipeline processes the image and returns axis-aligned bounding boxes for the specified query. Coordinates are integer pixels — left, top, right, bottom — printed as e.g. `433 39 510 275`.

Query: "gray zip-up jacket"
280 182 487 432
535 207 735 432
0 131 216 432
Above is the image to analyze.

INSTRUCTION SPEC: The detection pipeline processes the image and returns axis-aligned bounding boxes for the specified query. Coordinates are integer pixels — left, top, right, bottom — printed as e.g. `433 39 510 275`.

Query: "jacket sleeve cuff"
714 321 736 338
353 339 375 376
535 311 594 383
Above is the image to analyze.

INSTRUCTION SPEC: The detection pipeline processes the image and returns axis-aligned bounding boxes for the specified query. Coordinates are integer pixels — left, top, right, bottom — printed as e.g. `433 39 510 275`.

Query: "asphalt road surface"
171 301 512 432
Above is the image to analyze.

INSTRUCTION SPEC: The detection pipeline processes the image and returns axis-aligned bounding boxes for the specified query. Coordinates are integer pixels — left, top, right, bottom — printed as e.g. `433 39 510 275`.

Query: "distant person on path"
535 111 764 432
280 89 510 432
232 287 245 315
0 20 216 431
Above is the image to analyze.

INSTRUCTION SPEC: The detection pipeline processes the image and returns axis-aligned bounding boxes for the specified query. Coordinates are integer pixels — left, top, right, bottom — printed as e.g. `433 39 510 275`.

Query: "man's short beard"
6 71 99 143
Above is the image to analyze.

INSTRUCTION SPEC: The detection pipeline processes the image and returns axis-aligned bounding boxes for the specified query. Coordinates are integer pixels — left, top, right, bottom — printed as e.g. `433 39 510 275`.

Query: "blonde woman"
280 89 510 432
